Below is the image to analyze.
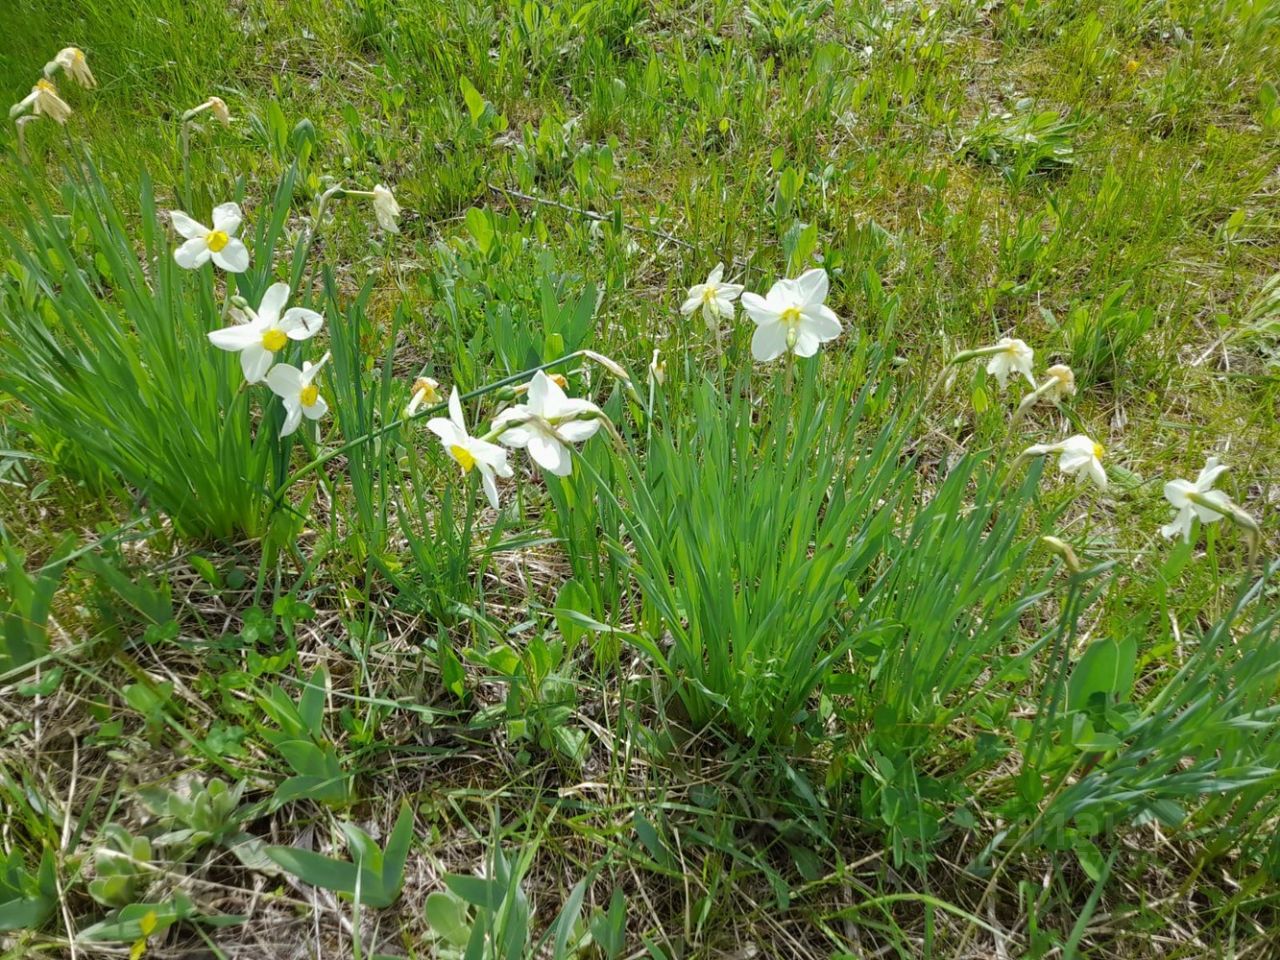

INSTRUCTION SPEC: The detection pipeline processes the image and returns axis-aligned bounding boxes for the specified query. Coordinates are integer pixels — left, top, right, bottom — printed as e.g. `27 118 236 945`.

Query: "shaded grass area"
2 0 1279 957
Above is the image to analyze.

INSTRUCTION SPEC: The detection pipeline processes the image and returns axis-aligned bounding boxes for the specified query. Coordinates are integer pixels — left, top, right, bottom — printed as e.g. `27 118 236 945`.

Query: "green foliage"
265 802 414 908
958 108 1079 184
424 837 608 960
258 666 353 807
606 357 912 741
0 162 307 541
1 535 74 678
88 824 153 908
0 847 57 932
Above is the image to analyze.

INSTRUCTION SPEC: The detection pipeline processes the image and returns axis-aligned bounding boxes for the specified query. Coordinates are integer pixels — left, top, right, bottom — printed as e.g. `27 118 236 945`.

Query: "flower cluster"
681 264 843 362
944 332 1259 549
679 265 1261 553
423 370 607 512
9 47 95 138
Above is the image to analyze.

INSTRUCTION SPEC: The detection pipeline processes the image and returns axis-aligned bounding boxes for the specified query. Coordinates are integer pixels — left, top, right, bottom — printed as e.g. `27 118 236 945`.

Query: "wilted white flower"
648 348 665 385
267 353 331 438
1041 363 1076 402
740 268 842 362
49 47 96 88
372 184 401 234
207 283 323 383
1161 458 1232 542
206 96 230 125
492 370 603 476
985 337 1035 390
170 202 250 272
428 388 513 511
10 80 73 124
680 263 743 329
1022 434 1107 490
406 377 440 416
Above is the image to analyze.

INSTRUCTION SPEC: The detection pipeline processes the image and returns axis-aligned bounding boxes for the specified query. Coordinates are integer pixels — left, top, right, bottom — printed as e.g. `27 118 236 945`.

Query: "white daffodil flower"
649 348 665 385
170 202 250 272
741 268 842 362
428 388 513 511
1042 363 1076 402
207 283 323 383
372 184 401 234
681 263 743 330
985 337 1035 390
10 80 73 124
207 96 231 125
267 353 331 438
49 47 96 88
492 370 603 477
1023 434 1108 490
405 377 440 416
1161 457 1232 542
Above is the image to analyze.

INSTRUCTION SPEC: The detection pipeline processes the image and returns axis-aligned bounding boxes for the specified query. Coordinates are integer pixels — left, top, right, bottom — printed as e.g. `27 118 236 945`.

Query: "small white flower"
740 268 842 362
680 263 743 330
51 47 96 88
372 184 401 234
207 283 323 383
1041 363 1076 402
10 79 73 124
1161 457 1231 542
267 353 331 438
648 348 665 385
206 96 231 125
492 370 603 477
985 337 1035 390
405 377 440 416
1024 434 1108 490
170 202 250 272
428 388 513 511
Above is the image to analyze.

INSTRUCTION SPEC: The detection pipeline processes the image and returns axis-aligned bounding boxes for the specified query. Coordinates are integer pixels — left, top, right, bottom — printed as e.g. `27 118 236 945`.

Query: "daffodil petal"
169 211 208 241
174 238 211 268
211 239 250 273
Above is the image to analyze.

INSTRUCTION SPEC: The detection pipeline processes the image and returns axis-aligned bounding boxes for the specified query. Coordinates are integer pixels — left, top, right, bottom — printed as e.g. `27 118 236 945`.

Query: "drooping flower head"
681 263 743 330
985 337 1035 391
1042 363 1076 401
267 353 331 438
1022 434 1107 490
206 96 231 125
1161 458 1231 542
50 47 96 88
171 202 250 273
207 283 323 383
428 388 513 511
406 377 440 416
10 80 73 124
741 268 842 362
372 184 401 234
492 370 603 476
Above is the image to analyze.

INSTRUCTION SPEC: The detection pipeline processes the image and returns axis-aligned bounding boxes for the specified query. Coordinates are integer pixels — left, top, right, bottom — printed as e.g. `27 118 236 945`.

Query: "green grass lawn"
2 0 1279 956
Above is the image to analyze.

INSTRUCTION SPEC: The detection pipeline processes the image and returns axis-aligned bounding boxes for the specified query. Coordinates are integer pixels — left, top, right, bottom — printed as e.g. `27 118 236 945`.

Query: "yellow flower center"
299 384 319 407
261 328 287 352
73 49 86 62
1093 442 1105 461
781 306 803 327
550 374 568 389
412 378 439 404
206 229 230 252
36 79 56 93
450 444 476 473
701 286 718 304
